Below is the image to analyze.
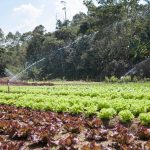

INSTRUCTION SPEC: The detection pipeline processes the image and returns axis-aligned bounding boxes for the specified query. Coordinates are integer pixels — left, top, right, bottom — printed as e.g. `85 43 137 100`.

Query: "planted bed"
0 82 150 149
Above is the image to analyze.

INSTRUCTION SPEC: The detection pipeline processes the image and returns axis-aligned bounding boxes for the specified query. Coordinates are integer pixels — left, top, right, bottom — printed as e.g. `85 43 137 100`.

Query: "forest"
0 0 150 81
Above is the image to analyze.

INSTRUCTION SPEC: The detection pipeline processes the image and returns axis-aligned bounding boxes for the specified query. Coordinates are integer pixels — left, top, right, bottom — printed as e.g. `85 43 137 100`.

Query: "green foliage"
97 108 116 119
56 19 70 29
54 102 70 113
54 28 75 42
71 12 87 26
97 101 110 109
69 104 84 114
110 76 119 82
1 0 150 80
130 104 148 116
139 113 150 125
112 101 130 113
121 76 132 82
104 77 110 82
84 105 98 117
143 78 150 82
132 76 138 82
119 110 134 122
105 76 119 83
0 79 150 125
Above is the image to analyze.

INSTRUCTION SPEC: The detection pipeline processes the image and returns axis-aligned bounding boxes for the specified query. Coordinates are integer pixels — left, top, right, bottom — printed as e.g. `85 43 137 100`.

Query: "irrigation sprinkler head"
7 79 10 93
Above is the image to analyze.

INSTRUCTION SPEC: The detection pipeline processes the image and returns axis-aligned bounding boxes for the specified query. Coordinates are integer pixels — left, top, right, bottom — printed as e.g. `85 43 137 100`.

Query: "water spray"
9 58 46 82
6 31 98 92
7 57 46 92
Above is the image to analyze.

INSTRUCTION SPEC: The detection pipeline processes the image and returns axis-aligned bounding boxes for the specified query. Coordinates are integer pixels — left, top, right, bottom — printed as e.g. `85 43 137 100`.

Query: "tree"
56 20 63 29
0 28 4 43
54 28 75 43
20 32 32 42
78 21 90 35
56 19 70 29
6 32 14 41
14 31 21 41
71 12 87 26
0 48 6 77
33 25 46 35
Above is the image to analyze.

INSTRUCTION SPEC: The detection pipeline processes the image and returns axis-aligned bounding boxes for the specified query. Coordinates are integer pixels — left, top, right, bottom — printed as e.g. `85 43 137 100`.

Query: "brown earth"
0 78 54 86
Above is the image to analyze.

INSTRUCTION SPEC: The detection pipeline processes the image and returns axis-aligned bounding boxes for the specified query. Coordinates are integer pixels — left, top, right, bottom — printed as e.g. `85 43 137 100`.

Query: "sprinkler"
7 80 10 93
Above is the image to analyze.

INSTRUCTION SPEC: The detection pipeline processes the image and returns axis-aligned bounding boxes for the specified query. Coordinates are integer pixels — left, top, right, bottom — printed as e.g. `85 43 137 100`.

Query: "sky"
0 0 87 34
0 0 146 35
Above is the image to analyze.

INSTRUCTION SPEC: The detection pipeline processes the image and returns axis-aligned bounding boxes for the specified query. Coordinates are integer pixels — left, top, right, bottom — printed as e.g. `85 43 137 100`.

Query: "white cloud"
13 3 44 32
11 1 87 33
13 3 43 18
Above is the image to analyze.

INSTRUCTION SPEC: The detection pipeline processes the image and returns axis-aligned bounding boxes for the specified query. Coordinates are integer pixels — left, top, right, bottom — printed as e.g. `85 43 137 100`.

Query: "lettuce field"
0 82 150 149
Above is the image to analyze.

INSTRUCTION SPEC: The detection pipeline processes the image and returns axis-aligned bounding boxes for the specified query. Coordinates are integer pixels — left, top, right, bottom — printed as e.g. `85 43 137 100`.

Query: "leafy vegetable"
97 108 116 119
139 112 150 125
118 110 134 122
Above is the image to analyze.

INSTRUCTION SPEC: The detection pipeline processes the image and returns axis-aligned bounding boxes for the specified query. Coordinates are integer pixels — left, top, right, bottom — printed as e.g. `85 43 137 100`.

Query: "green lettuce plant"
97 108 116 119
139 113 150 125
119 110 134 122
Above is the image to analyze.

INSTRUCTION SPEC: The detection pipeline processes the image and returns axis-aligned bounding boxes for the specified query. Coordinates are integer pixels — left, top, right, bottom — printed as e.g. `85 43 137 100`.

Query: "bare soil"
0 79 54 86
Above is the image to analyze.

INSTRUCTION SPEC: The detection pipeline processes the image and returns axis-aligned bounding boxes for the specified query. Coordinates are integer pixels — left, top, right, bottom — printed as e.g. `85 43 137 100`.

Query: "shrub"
120 76 131 82
104 76 110 82
109 76 118 82
119 110 134 122
97 108 117 119
104 76 118 83
143 78 150 82
133 76 138 82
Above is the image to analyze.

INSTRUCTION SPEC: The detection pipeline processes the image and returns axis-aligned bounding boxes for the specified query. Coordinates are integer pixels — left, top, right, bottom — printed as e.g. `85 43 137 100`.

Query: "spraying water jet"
7 57 46 92
9 58 46 82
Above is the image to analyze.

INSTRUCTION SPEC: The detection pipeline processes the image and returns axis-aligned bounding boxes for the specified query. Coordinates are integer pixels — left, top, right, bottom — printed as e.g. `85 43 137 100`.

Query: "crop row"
0 98 150 124
0 83 150 99
0 83 150 124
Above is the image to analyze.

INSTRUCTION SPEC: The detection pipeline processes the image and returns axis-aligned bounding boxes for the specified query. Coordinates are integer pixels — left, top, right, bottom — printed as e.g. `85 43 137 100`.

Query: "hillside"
0 0 150 81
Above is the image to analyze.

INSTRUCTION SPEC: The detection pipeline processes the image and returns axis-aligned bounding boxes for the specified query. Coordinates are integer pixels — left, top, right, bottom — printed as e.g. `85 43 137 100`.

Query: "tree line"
0 0 150 81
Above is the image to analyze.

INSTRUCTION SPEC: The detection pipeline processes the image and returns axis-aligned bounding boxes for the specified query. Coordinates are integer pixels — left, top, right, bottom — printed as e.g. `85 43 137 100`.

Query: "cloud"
13 3 44 32
13 3 43 18
11 0 88 33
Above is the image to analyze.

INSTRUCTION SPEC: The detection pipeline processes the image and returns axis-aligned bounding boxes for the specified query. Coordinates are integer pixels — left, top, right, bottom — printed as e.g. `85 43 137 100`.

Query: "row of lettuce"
0 84 150 100
0 83 150 125
0 94 150 125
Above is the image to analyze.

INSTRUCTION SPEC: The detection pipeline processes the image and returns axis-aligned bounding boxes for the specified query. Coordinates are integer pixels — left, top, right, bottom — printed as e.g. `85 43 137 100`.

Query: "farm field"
0 82 150 149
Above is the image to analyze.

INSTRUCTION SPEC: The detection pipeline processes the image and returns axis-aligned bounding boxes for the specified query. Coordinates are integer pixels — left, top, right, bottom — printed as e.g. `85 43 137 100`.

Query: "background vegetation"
0 0 150 81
